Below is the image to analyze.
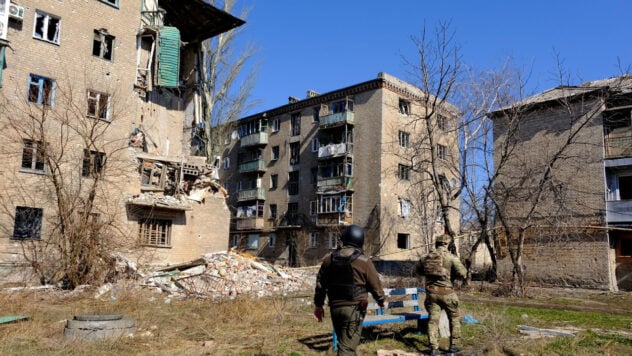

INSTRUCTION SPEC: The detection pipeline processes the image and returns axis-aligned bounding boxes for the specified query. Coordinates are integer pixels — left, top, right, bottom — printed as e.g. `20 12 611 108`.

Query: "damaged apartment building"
490 75 632 291
221 73 460 268
0 0 244 279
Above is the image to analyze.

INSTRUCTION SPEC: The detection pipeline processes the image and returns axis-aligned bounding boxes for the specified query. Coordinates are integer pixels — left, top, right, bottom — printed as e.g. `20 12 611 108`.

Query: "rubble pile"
143 251 318 301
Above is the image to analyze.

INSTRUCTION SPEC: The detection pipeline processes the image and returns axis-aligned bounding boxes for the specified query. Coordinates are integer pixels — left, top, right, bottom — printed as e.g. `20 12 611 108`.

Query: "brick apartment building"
221 72 460 268
491 75 632 291
0 0 243 281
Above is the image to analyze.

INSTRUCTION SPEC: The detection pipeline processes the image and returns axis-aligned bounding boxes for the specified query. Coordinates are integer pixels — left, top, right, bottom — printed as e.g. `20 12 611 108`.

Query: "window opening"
13 206 43 239
33 12 61 44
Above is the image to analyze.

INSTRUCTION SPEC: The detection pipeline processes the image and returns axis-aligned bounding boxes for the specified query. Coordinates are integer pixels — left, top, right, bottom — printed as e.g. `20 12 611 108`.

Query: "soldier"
313 224 386 356
417 234 467 355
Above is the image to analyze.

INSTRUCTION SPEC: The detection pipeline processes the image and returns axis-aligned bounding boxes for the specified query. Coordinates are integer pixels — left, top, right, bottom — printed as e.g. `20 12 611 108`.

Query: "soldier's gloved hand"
313 306 324 322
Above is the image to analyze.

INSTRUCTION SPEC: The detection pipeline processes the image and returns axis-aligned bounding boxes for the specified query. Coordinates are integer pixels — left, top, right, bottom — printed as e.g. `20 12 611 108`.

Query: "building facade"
0 0 243 283
222 73 460 267
491 76 632 291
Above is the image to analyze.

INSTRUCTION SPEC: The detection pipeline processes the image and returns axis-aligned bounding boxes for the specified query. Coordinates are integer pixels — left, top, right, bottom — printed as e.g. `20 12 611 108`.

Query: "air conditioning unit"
9 4 25 21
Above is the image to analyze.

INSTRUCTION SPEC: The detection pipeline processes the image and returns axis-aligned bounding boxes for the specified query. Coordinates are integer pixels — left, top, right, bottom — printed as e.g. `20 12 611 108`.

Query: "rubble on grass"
115 250 318 301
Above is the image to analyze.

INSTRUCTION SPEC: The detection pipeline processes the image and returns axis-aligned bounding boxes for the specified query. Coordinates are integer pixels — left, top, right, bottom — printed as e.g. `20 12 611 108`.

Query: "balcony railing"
240 132 268 148
317 176 353 189
235 217 265 230
605 133 632 159
238 188 266 202
606 200 632 223
319 111 354 128
318 143 353 159
239 159 267 173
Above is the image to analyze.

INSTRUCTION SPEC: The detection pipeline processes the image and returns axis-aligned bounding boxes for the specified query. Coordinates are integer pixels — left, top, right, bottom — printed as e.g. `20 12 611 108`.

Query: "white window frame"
271 118 280 132
87 90 111 120
21 139 46 173
437 114 448 131
230 234 240 248
399 99 410 116
400 198 411 218
437 144 447 161
33 11 61 44
398 163 411 181
223 157 230 169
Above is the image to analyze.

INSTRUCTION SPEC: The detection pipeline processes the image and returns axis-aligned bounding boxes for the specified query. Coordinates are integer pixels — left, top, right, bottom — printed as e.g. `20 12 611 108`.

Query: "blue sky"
232 0 631 115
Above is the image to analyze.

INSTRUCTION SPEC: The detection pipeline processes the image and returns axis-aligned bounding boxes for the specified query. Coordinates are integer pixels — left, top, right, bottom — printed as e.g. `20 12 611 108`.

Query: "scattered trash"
462 314 478 324
518 325 575 338
0 315 29 325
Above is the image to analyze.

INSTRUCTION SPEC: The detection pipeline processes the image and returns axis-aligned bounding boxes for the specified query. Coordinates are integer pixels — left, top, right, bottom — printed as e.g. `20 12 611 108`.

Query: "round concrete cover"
73 313 123 321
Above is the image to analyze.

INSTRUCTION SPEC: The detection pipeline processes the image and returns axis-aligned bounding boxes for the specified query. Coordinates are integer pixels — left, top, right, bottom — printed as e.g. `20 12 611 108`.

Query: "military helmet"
435 234 451 245
341 224 365 248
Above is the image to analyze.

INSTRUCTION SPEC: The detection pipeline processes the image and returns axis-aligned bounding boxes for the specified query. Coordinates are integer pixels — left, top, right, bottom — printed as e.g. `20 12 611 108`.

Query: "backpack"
424 251 448 278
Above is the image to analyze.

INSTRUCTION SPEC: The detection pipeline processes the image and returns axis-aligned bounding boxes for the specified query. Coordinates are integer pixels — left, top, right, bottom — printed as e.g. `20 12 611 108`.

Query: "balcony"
235 217 265 230
316 213 353 226
318 143 353 160
319 111 354 128
605 133 632 159
606 200 632 223
317 176 353 190
240 132 268 148
238 188 266 202
239 159 267 173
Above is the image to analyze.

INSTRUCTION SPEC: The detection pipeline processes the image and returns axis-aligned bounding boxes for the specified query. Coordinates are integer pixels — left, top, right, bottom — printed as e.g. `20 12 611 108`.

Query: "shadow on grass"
298 333 332 352
362 325 429 351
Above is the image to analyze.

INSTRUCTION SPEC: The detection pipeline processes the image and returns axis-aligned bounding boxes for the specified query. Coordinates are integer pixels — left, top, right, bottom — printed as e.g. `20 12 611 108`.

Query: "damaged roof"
490 74 632 117
160 0 245 43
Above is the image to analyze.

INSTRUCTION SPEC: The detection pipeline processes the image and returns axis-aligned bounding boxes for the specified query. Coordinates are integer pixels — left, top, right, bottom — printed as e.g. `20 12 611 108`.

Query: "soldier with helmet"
417 234 467 355
313 224 386 355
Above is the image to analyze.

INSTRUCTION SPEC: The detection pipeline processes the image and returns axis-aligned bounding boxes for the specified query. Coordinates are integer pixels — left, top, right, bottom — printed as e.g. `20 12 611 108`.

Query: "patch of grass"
1 285 631 355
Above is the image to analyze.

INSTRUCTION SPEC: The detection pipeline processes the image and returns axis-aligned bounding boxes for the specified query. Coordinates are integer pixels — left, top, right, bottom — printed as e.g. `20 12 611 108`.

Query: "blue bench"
332 287 428 351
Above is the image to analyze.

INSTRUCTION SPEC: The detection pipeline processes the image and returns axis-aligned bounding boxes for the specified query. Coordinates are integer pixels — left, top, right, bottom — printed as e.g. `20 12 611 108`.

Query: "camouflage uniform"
314 246 386 356
417 243 467 352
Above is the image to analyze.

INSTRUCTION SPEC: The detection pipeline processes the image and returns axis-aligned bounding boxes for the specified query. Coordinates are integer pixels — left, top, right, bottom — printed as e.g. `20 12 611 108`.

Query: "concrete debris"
143 251 317 300
518 325 576 338
127 192 191 210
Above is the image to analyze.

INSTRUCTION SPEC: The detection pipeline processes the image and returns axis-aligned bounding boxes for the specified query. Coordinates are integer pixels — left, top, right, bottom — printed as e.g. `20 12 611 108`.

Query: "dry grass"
1 283 631 355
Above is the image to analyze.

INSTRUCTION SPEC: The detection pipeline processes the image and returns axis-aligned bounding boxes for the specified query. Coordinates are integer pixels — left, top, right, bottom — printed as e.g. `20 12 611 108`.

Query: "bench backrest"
367 287 426 315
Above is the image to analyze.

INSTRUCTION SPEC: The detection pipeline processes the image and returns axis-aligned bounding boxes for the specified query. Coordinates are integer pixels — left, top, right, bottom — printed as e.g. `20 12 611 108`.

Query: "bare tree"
393 21 463 249
0 78 134 288
194 0 259 163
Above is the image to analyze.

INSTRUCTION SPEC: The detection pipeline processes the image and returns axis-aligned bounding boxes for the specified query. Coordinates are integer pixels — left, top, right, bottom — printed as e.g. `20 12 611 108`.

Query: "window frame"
437 144 447 161
289 142 300 165
82 149 106 178
223 157 230 169
309 232 319 248
399 99 410 116
138 217 172 247
33 11 61 45
311 137 320 152
98 0 120 8
92 29 115 61
288 171 299 195
247 234 260 250
398 163 411 181
86 89 111 120
271 118 280 133
13 206 43 240
271 146 280 161
270 174 278 189
397 233 411 249
398 130 410 148
21 139 46 173
269 204 277 219
268 233 276 248
437 114 448 131
28 74 56 106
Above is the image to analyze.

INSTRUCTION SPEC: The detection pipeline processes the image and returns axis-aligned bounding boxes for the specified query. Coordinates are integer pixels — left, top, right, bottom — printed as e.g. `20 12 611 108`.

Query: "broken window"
28 74 55 106
98 0 119 8
138 217 171 247
13 206 43 239
82 149 105 178
271 146 279 161
399 99 410 115
33 11 60 44
400 198 411 218
288 171 299 195
397 233 410 249
247 234 259 250
270 174 278 189
290 142 300 165
21 139 46 173
291 113 301 136
92 29 114 60
87 90 110 120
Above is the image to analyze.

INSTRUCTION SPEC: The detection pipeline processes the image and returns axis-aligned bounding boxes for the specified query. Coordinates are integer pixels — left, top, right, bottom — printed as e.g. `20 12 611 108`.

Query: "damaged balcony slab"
127 192 192 211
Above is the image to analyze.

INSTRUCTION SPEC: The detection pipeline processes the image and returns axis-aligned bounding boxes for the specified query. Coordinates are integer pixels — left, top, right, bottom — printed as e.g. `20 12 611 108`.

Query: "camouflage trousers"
331 304 365 356
424 291 462 350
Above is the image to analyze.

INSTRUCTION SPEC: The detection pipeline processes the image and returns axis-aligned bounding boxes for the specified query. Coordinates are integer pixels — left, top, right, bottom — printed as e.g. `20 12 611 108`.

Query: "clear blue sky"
232 0 631 116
